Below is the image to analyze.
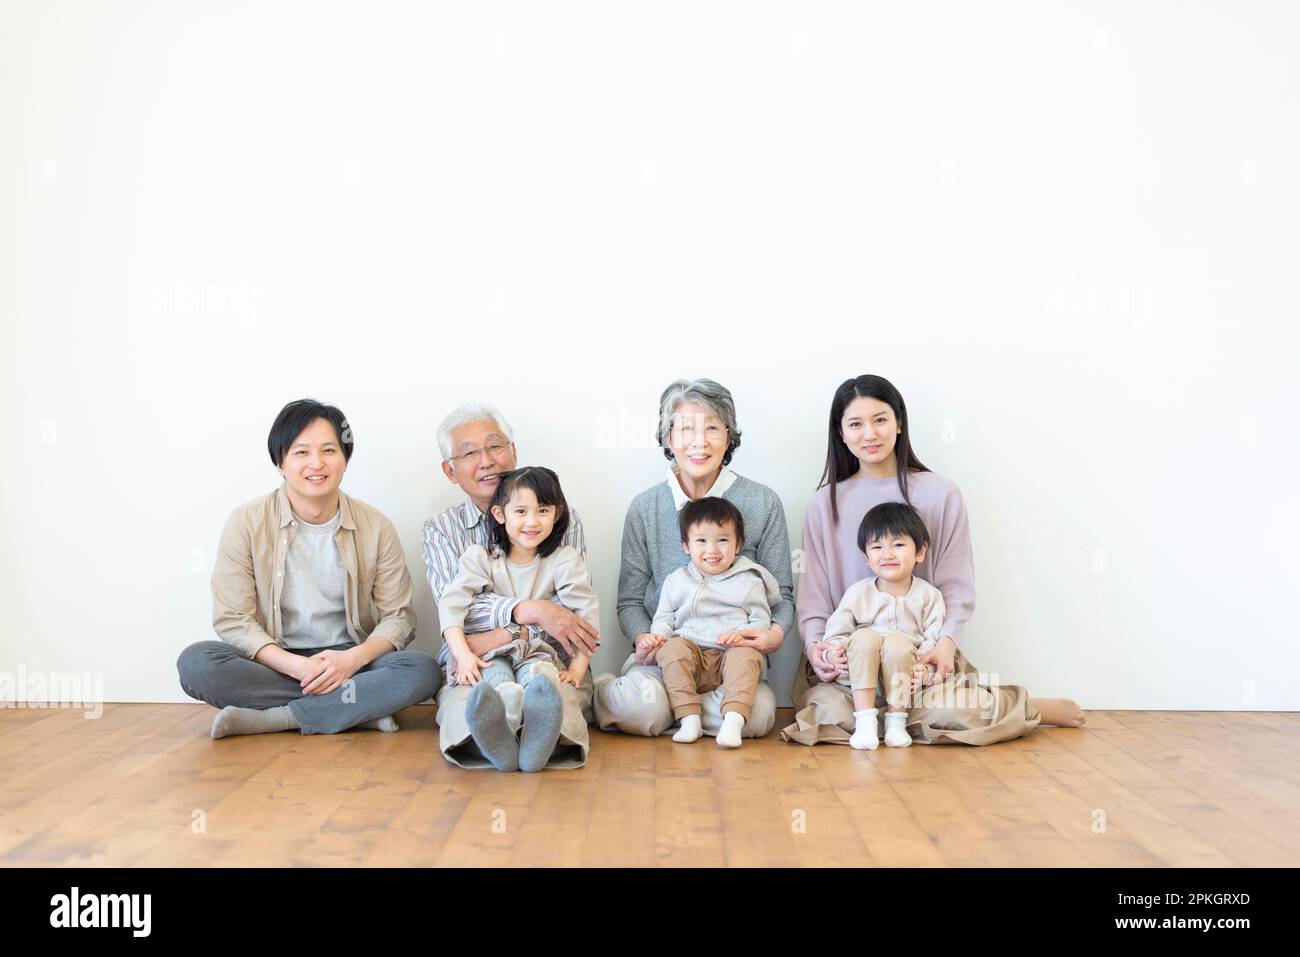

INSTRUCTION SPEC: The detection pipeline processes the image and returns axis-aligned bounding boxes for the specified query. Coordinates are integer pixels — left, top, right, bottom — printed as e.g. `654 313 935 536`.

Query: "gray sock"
359 715 399 732
466 683 519 772
211 705 298 740
518 678 563 772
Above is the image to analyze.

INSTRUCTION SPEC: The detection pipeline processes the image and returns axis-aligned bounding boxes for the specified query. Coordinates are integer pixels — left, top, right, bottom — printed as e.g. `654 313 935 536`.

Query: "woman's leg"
780 656 858 746
591 654 674 737
1031 698 1086 727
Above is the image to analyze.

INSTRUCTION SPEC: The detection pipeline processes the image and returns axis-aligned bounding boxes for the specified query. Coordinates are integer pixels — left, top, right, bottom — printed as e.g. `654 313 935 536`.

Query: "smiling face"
490 484 558 557
840 395 901 473
864 531 928 585
667 400 730 485
682 518 740 577
277 417 348 505
442 418 518 511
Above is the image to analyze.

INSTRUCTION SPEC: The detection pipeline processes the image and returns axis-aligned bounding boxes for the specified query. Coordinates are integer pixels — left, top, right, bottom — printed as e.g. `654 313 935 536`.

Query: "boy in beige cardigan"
823 502 944 750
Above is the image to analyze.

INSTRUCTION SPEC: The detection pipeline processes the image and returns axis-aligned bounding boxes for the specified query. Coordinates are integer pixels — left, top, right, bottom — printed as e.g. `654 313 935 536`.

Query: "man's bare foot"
1033 697 1086 727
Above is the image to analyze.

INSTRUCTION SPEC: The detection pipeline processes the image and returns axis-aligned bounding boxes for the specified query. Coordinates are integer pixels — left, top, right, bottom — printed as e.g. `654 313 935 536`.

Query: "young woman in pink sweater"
782 374 1085 746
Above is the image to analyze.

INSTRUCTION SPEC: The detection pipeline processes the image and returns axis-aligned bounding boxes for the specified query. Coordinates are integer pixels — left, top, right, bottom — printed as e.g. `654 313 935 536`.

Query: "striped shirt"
422 498 588 636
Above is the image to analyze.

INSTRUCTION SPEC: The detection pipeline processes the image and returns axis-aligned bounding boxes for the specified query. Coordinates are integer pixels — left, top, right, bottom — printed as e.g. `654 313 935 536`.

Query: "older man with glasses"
422 402 599 768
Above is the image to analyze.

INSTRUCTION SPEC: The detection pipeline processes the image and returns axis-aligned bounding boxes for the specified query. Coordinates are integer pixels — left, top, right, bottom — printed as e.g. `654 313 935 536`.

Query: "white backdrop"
2 2 1297 710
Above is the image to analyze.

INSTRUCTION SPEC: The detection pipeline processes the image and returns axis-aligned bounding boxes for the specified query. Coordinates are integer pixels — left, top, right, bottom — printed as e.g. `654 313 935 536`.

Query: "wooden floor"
2 704 1298 867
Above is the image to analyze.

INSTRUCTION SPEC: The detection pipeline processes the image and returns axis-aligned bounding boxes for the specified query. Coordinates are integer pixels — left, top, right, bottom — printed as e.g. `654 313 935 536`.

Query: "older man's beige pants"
436 658 593 769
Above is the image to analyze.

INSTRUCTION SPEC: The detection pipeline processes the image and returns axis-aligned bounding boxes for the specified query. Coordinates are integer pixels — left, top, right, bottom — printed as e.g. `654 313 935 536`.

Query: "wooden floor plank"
2 705 1297 866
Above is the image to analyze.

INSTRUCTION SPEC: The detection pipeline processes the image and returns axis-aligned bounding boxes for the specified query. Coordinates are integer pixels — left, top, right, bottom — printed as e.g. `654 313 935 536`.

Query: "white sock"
359 715 399 732
883 710 911 747
716 711 745 748
672 713 703 743
850 708 879 750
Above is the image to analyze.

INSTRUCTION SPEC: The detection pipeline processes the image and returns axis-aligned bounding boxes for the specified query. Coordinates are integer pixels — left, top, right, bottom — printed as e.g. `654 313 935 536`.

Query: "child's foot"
466 683 519 771
850 708 879 750
1033 697 1087 727
883 710 912 747
518 678 564 772
715 711 745 748
672 714 703 743
359 714 399 732
210 705 298 739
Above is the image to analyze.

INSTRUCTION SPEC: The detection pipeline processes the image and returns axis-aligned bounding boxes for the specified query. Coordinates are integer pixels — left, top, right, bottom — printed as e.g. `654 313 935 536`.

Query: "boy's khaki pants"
834 627 919 709
656 636 763 721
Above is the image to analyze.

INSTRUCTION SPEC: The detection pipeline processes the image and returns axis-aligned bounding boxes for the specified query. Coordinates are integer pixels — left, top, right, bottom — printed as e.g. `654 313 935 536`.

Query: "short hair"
678 496 745 546
487 466 571 558
656 378 742 466
268 399 353 467
857 502 931 554
436 402 516 462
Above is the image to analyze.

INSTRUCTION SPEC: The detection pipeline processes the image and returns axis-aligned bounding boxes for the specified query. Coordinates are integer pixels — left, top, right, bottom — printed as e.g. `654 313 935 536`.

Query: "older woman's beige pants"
593 653 776 738
781 646 1041 746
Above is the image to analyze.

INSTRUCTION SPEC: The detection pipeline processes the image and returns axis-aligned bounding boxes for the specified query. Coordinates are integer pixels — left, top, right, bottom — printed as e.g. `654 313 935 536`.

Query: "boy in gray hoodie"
646 497 782 748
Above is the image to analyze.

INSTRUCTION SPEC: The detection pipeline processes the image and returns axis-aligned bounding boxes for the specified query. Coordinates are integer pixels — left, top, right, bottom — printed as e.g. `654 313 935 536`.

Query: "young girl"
823 502 944 750
438 466 598 771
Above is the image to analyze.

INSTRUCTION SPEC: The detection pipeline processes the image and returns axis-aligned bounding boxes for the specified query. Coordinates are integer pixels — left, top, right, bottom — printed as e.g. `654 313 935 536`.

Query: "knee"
527 660 560 685
656 636 694 667
847 627 882 646
176 640 229 691
881 631 916 657
728 646 764 667
596 668 670 721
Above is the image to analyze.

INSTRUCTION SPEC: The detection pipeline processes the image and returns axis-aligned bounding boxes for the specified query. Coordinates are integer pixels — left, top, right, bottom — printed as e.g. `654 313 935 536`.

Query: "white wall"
2 1 1297 710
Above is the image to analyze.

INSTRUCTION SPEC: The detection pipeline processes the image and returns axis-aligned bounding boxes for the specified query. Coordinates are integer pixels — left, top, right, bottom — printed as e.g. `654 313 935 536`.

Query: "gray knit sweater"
617 473 796 641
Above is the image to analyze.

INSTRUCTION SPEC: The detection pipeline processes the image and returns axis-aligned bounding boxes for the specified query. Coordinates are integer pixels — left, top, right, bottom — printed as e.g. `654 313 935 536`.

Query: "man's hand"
516 600 600 657
467 627 514 658
300 648 362 696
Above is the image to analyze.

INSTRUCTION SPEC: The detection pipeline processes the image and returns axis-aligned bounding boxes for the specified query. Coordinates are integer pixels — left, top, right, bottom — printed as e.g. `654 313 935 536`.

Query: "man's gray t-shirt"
280 509 351 650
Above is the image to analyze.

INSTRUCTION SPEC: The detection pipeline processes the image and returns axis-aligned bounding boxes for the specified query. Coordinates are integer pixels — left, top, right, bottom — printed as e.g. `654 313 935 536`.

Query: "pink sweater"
798 470 975 649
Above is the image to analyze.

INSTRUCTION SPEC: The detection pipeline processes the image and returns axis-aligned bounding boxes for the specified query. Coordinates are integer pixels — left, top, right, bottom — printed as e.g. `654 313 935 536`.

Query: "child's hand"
452 647 489 686
716 631 746 647
913 660 937 689
635 633 668 664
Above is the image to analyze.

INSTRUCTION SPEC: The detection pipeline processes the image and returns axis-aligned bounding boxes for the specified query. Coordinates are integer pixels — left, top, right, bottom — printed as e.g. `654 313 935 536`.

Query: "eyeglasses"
669 423 728 443
449 442 511 464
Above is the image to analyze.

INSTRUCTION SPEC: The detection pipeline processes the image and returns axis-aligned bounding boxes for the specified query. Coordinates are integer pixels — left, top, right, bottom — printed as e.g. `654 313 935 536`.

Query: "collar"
667 465 738 512
276 484 355 530
683 553 756 583
461 497 489 530
869 574 917 600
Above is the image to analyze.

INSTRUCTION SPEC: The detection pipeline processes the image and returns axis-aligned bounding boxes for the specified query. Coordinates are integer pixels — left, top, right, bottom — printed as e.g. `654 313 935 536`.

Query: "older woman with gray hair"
592 378 794 738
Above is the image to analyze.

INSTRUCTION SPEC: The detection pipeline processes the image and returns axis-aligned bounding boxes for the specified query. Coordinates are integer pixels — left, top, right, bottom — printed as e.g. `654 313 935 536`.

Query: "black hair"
268 398 353 466
819 375 930 523
857 502 931 555
678 496 745 546
488 466 571 558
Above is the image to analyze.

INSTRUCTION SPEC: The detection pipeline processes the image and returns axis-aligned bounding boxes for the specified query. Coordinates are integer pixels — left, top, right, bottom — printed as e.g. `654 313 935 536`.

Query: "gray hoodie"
649 555 781 651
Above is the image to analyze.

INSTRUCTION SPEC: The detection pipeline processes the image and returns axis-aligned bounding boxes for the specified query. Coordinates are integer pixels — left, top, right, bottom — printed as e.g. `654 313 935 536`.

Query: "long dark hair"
488 466 570 557
818 375 929 523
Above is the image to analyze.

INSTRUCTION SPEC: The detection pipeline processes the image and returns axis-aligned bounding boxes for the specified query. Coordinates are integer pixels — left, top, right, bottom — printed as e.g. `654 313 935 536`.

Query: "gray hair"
656 378 742 466
436 402 516 462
